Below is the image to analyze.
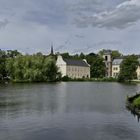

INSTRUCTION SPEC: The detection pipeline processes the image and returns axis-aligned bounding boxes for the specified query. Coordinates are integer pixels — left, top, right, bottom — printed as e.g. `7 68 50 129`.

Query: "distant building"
56 55 90 79
50 45 54 55
102 50 112 77
111 56 140 80
112 58 123 78
136 58 140 80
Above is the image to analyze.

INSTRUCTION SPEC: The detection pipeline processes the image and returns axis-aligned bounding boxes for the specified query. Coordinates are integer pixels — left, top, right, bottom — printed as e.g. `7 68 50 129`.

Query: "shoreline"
1 78 140 84
126 94 140 117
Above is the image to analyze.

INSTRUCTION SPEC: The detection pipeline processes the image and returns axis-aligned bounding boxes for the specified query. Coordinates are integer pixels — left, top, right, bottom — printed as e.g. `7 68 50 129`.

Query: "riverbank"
2 77 140 84
126 94 140 117
0 77 118 84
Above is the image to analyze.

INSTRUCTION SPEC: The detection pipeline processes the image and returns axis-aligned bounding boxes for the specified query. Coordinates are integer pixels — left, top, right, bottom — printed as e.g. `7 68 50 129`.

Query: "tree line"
0 49 139 83
0 50 60 82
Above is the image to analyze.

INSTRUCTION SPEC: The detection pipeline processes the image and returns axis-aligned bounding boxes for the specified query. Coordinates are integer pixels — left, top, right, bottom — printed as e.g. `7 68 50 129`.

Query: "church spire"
50 43 54 55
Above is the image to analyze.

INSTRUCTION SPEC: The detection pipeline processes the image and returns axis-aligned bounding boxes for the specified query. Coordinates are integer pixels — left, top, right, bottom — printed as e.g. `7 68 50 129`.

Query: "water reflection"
0 82 140 140
126 107 140 123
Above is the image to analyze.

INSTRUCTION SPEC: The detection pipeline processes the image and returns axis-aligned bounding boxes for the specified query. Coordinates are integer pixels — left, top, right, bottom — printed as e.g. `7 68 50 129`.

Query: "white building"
112 58 140 79
112 58 123 78
136 58 140 80
56 55 90 79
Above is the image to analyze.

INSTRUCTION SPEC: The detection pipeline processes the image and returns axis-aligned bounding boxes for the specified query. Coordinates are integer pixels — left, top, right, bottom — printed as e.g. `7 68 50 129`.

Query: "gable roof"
63 58 89 67
112 58 123 65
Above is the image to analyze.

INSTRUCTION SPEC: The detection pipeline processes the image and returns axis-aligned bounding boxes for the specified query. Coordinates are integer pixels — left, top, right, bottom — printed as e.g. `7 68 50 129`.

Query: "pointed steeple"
50 43 54 55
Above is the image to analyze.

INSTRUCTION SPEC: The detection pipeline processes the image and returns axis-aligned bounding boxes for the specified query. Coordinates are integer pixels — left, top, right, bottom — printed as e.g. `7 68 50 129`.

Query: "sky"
0 0 140 55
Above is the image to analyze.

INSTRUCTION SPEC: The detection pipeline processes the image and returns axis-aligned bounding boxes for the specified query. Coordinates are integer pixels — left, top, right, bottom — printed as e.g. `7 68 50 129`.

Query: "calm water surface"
0 82 140 140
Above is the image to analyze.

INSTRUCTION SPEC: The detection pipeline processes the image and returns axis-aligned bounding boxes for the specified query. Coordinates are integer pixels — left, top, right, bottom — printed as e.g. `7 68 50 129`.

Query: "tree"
84 53 106 78
0 50 7 80
98 49 122 59
79 52 85 59
6 54 60 82
85 53 96 64
7 50 22 58
61 53 70 58
118 55 139 82
43 57 59 81
111 50 122 59
90 56 106 78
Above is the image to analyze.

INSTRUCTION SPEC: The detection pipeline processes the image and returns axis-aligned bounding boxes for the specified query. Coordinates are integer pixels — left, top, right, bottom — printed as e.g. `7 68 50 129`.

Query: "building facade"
102 50 112 77
56 55 90 79
111 57 140 79
136 58 140 80
112 59 123 78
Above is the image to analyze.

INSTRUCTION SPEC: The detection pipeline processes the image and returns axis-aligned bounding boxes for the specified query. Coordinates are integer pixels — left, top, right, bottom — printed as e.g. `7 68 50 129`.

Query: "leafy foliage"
0 50 7 80
132 96 140 109
118 55 139 82
6 55 60 82
85 54 106 78
98 49 122 59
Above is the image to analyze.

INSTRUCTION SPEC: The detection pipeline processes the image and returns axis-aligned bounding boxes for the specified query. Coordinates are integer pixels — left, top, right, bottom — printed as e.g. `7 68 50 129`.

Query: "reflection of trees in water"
127 107 140 123
0 96 22 106
0 83 61 119
131 111 140 123
0 95 27 119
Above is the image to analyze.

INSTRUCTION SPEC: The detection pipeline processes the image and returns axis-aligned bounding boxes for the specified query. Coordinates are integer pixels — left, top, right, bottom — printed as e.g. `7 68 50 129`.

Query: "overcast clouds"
0 0 140 54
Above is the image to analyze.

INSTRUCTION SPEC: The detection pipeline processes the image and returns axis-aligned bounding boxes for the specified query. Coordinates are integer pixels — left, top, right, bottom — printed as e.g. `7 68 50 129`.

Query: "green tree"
90 56 106 78
0 50 7 80
61 53 70 58
98 49 122 59
6 54 60 82
42 57 59 81
79 52 85 59
84 53 106 78
111 50 122 59
118 55 139 82
7 50 22 58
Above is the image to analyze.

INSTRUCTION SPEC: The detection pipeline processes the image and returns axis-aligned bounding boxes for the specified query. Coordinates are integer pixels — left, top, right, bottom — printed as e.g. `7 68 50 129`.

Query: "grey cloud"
68 0 128 17
75 34 85 39
71 40 122 53
55 39 71 52
0 19 9 29
22 0 68 26
0 0 68 27
24 9 67 26
69 0 103 13
74 0 140 29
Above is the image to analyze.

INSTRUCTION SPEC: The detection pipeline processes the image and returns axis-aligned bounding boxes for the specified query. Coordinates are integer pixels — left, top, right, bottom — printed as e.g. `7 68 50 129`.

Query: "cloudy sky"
0 0 140 54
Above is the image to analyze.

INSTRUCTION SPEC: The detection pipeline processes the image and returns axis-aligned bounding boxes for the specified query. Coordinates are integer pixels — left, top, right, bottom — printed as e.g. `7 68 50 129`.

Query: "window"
105 56 108 61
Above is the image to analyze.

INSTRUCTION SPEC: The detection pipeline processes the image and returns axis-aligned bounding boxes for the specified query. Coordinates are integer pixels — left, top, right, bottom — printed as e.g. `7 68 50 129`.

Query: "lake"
0 82 140 140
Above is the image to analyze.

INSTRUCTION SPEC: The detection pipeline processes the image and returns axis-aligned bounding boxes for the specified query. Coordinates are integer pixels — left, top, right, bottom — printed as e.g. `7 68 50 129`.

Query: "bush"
132 97 140 108
61 76 71 81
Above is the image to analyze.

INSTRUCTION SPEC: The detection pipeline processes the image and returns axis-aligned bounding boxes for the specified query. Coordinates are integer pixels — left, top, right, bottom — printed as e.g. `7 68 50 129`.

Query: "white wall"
66 66 90 79
56 55 67 77
112 65 120 78
56 55 90 79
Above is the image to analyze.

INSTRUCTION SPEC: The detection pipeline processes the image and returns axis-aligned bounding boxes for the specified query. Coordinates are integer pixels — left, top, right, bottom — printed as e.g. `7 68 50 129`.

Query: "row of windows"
67 72 89 76
67 67 88 72
68 74 89 78
113 67 119 71
113 72 119 77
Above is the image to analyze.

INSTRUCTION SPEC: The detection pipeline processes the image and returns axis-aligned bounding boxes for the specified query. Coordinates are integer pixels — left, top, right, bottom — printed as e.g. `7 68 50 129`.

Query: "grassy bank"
61 76 118 82
126 94 140 116
0 77 119 83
